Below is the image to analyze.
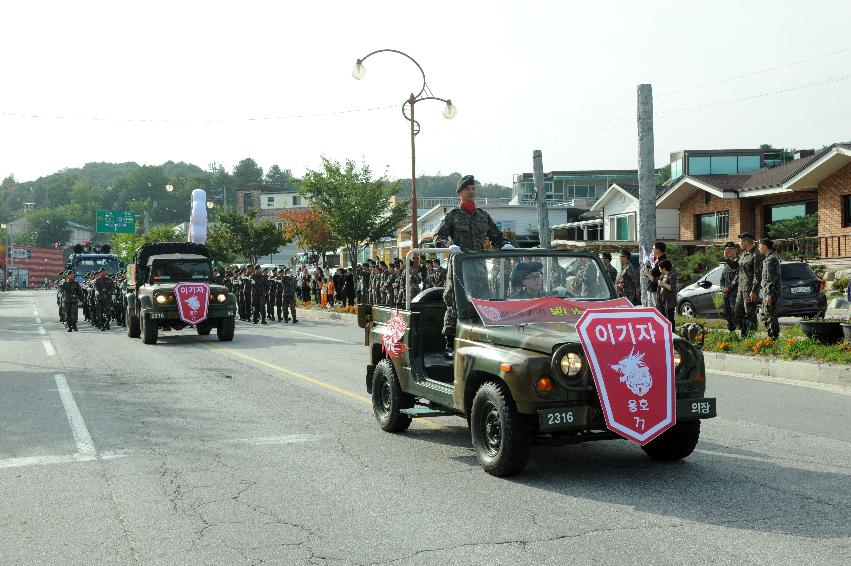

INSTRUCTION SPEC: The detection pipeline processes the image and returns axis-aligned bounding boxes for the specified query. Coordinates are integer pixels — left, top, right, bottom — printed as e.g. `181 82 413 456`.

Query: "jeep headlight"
673 348 682 368
560 352 583 376
155 294 167 304
217 293 227 303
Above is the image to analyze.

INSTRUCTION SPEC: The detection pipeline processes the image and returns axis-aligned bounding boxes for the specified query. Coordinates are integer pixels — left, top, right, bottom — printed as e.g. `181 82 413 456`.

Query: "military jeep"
358 248 717 476
125 242 236 345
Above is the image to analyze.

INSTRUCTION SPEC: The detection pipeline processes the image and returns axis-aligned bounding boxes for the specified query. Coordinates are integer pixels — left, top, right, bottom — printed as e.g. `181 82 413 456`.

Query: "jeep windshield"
149 259 211 283
73 256 122 274
460 253 615 301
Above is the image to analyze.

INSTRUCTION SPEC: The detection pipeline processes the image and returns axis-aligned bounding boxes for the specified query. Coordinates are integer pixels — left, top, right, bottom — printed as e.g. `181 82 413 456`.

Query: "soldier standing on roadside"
720 242 740 332
250 264 268 324
59 271 84 332
433 175 509 358
281 268 298 323
759 238 781 339
735 232 764 337
601 252 618 284
615 250 639 305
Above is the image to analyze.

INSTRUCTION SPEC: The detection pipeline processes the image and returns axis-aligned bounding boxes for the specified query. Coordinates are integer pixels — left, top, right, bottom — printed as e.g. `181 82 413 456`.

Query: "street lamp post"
352 49 456 249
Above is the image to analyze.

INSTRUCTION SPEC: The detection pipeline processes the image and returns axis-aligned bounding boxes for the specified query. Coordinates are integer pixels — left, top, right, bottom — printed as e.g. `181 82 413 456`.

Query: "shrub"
832 277 849 293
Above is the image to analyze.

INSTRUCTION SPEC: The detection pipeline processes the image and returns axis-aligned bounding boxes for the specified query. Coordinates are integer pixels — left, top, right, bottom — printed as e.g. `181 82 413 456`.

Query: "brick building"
656 144 851 256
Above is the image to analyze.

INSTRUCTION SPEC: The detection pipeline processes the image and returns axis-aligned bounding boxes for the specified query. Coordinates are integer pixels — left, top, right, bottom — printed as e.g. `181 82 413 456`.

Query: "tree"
278 208 340 259
208 208 288 265
111 225 181 263
767 214 819 260
232 158 264 189
265 165 297 190
300 157 410 265
22 207 72 247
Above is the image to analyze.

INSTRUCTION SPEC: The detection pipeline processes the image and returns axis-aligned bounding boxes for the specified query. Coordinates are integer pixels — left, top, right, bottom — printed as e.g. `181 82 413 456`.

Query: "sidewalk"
702 351 851 387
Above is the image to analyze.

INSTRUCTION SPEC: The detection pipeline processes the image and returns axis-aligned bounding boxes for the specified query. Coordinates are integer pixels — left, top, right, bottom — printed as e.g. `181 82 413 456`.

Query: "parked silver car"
677 261 827 319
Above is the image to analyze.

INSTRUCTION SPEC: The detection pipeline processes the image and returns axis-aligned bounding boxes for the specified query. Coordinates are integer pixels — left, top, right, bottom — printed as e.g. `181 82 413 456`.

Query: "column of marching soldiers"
50 257 450 333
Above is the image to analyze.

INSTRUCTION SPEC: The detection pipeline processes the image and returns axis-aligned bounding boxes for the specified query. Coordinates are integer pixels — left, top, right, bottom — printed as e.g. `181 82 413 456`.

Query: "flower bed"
700 325 851 364
297 301 358 315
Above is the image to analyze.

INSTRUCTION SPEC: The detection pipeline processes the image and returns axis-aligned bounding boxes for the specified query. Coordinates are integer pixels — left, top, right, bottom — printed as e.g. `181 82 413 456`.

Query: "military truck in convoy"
358 248 717 476
125 242 236 344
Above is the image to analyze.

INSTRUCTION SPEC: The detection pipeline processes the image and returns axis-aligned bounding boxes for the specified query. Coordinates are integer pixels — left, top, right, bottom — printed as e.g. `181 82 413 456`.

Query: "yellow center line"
205 343 442 429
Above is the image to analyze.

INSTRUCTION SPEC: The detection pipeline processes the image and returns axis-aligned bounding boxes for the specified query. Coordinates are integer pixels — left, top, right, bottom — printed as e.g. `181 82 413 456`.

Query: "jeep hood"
469 323 580 354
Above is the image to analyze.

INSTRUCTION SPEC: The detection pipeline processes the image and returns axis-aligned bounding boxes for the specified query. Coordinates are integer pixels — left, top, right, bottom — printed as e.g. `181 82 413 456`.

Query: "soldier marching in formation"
58 271 84 332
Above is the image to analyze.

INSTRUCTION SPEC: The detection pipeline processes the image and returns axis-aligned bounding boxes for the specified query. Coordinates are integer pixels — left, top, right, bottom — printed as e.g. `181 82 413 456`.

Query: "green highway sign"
96 210 137 234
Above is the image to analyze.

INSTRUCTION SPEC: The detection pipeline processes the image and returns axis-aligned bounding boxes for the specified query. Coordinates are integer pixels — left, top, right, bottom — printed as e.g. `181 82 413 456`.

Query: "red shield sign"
575 307 676 445
174 282 210 325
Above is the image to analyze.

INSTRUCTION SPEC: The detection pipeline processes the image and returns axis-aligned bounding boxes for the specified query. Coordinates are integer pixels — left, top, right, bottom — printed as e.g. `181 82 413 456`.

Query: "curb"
702 351 851 387
293 307 357 323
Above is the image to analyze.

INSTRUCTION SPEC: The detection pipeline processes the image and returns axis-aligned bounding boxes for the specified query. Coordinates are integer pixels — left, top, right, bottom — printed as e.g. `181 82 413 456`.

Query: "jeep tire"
641 420 700 461
371 359 413 433
196 321 212 336
217 316 235 341
141 313 158 345
127 309 140 338
470 381 532 477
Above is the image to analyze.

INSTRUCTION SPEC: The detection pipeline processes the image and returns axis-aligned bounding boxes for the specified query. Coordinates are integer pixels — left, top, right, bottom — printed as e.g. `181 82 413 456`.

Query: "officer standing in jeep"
735 232 764 337
433 175 510 358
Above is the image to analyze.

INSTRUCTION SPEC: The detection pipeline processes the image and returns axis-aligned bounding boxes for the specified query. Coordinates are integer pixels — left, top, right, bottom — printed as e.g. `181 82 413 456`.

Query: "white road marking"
288 330 356 344
37 327 46 335
709 369 851 396
35 317 42 325
42 340 56 356
234 434 322 446
0 451 127 470
54 374 96 457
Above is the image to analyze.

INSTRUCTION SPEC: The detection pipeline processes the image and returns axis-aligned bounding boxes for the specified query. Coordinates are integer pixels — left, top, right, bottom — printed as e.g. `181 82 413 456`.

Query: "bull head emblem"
611 348 653 397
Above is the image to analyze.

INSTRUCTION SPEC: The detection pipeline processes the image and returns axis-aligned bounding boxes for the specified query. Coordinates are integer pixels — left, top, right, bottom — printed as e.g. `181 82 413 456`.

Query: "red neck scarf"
460 201 476 213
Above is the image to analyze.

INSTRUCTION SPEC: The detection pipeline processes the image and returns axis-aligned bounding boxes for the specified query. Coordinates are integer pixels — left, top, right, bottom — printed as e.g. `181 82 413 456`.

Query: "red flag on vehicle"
175 282 210 326
575 307 676 445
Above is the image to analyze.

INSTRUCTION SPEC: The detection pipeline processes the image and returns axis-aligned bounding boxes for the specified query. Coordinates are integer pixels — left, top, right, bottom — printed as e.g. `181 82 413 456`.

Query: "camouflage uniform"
59 278 84 331
93 274 115 330
383 269 398 306
760 253 781 339
280 273 298 322
250 271 267 324
720 259 739 331
735 249 764 336
604 263 618 285
400 267 421 305
429 265 447 288
433 207 505 336
571 261 598 298
615 262 639 305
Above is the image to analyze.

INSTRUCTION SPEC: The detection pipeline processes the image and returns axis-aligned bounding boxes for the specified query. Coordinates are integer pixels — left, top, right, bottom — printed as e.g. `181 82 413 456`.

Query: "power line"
0 103 399 124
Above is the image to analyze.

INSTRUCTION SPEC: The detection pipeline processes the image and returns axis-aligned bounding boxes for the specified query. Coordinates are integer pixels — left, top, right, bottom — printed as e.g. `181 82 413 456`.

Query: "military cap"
511 261 543 289
759 237 774 249
254 264 261 269
723 241 738 249
456 175 476 193
601 252 612 260
738 232 754 241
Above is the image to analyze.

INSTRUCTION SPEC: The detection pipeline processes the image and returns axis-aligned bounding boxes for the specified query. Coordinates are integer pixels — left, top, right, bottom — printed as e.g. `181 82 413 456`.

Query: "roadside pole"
637 84 656 307
533 150 550 249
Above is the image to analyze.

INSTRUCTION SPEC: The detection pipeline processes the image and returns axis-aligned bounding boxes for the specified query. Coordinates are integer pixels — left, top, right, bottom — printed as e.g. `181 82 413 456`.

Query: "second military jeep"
358 248 717 477
125 242 236 345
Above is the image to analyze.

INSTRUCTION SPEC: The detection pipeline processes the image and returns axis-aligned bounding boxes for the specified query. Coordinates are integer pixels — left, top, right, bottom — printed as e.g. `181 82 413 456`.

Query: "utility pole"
533 150 550 248
637 84 656 307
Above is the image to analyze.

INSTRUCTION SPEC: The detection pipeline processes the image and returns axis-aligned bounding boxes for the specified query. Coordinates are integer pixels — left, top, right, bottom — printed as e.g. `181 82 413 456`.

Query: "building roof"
656 143 851 207
589 183 666 212
236 182 292 193
67 220 94 231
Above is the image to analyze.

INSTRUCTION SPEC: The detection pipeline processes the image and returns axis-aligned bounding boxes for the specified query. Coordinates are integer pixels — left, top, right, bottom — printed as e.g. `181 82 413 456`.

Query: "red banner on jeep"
470 296 633 326
576 307 676 445
174 282 210 326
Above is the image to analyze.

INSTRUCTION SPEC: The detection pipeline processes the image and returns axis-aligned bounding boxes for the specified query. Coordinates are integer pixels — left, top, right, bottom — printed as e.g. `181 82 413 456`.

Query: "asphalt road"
1 290 849 566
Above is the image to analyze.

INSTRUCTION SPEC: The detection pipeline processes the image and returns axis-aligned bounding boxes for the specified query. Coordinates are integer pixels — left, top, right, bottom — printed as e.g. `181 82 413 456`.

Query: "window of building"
671 158 683 180
243 193 253 211
609 213 636 241
688 154 762 176
696 211 729 240
276 221 284 229
293 195 301 206
764 200 817 225
704 192 712 205
843 195 851 228
689 156 711 175
738 155 761 173
266 196 275 206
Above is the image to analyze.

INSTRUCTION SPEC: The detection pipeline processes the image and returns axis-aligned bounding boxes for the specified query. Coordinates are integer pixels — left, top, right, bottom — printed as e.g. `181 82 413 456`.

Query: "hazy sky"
1 1 849 186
